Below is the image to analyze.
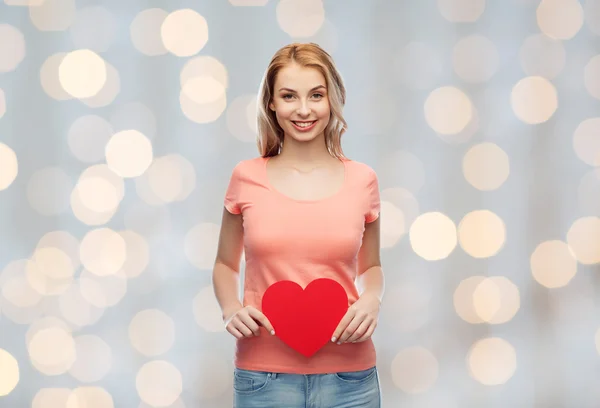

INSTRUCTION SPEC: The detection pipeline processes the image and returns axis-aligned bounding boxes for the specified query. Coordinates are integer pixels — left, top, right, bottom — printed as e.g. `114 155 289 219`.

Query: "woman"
212 42 384 408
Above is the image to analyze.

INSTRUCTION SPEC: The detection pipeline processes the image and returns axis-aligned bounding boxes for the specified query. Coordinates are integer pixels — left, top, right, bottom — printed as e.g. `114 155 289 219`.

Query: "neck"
278 133 333 164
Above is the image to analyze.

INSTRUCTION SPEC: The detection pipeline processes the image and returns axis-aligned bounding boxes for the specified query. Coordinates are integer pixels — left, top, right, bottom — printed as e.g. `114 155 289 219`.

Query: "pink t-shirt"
223 156 380 374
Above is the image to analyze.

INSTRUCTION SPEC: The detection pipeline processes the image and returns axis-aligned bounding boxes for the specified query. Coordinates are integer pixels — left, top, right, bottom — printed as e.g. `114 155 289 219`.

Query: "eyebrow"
278 85 326 93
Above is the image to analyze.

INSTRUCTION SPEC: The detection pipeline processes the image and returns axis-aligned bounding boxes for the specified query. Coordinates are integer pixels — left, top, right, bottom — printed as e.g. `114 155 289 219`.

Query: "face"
269 63 331 145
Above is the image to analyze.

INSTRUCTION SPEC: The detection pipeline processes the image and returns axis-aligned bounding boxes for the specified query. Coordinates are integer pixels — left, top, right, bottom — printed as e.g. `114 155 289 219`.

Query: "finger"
238 314 261 336
332 309 355 342
249 309 275 334
227 325 244 339
232 318 255 337
347 319 371 343
338 315 363 343
354 322 376 343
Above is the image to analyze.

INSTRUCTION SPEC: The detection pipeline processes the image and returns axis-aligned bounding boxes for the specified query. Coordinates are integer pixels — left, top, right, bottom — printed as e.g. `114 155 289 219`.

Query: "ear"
269 101 275 111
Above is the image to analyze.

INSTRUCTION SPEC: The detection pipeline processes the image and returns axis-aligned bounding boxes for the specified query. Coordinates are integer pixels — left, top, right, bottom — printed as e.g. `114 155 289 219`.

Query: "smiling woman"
212 43 384 408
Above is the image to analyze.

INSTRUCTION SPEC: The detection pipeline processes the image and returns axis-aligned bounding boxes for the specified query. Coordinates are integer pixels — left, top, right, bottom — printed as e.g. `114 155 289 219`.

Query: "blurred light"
453 34 499 83
110 102 157 140
27 326 76 375
193 286 226 332
511 76 558 124
381 187 420 232
584 55 600 100
519 33 566 79
572 118 600 166
70 164 123 226
467 337 517 385
277 0 325 37
454 276 487 324
184 223 220 270
305 18 339 54
30 246 74 281
380 201 406 249
68 115 114 163
130 8 169 56
531 240 577 288
2 268 42 307
29 0 75 31
129 309 176 356
79 269 127 308
180 91 227 124
75 176 120 213
438 0 485 22
566 216 600 264
182 76 226 104
69 6 116 53
458 210 506 258
36 231 81 270
68 335 113 383
40 52 73 101
136 361 183 407
161 9 209 57
59 49 107 99
0 143 18 191
410 212 457 261
391 346 439 393
462 142 510 191
114 230 150 279
26 256 73 296
395 42 442 90
0 24 25 72
0 349 19 396
66 387 114 408
32 388 72 408
27 167 73 215
472 276 520 324
227 94 259 142
105 130 153 178
79 228 127 277
80 62 121 108
424 86 473 135
143 154 197 203
58 282 105 327
536 0 584 40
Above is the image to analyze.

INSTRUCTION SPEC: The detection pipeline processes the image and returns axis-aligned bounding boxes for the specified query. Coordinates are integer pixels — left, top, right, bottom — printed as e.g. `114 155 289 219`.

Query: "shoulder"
230 156 266 177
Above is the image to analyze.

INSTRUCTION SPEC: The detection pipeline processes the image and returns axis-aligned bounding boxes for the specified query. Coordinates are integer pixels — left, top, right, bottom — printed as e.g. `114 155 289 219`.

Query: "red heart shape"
261 278 348 358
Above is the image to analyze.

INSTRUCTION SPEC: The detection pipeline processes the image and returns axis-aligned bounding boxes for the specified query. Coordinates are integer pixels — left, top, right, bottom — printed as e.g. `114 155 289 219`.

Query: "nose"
296 99 311 117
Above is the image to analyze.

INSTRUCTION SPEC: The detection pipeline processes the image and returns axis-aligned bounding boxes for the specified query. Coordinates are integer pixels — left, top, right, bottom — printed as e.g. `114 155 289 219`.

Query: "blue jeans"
233 366 381 408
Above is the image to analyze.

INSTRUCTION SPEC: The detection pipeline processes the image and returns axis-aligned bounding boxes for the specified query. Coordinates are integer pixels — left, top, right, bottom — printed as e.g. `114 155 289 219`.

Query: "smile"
291 120 317 131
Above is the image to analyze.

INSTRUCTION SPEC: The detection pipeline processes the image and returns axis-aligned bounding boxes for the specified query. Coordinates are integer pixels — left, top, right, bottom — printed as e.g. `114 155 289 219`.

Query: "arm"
212 207 245 321
212 207 275 338
356 216 385 304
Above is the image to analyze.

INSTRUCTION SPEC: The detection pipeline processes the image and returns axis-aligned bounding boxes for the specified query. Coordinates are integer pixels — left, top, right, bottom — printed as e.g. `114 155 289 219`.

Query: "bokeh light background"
1 0 600 407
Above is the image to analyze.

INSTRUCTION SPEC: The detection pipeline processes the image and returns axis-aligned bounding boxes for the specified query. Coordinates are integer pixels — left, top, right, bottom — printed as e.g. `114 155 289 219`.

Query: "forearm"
212 261 243 320
356 265 385 303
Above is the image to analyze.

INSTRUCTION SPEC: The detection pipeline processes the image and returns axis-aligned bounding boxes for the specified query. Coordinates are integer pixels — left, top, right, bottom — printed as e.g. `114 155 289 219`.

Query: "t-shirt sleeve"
224 162 242 215
365 168 381 223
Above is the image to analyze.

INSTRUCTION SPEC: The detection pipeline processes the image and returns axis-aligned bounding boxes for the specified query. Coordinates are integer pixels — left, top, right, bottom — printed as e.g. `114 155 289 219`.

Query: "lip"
291 120 317 132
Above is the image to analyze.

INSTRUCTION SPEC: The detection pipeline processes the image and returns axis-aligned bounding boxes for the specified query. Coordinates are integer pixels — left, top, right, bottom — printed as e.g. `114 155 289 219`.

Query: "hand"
223 305 276 340
331 293 381 344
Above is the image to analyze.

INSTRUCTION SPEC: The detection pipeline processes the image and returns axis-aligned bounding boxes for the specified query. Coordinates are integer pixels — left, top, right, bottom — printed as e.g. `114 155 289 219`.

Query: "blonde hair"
256 43 347 159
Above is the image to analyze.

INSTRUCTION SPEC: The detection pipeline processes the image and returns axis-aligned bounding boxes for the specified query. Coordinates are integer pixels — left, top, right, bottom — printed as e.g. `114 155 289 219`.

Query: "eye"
282 94 294 100
312 93 324 99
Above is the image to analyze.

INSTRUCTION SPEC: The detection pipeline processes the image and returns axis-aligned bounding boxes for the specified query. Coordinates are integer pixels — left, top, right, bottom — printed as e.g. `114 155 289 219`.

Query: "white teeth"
293 121 315 128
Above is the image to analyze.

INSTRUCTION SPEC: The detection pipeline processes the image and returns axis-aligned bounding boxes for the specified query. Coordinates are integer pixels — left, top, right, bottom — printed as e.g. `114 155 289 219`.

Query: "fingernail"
352 341 356 343
331 337 336 342
270 330 275 335
337 341 341 345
